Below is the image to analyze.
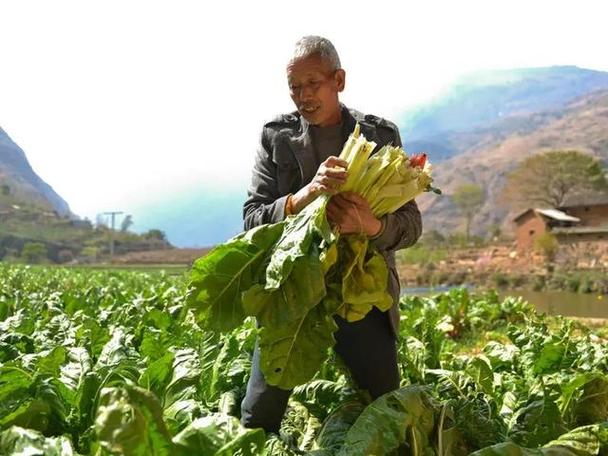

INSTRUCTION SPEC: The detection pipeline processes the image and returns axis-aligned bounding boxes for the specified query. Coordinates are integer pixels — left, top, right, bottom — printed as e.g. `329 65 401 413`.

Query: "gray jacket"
243 105 422 335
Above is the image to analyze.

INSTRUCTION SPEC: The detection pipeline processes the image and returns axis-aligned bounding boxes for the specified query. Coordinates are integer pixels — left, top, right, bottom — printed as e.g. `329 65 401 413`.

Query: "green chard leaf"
94 385 175 456
0 426 78 456
258 305 338 390
313 401 365 453
264 197 329 290
172 414 265 456
242 246 326 327
336 385 438 456
509 397 568 448
187 223 284 331
470 422 608 455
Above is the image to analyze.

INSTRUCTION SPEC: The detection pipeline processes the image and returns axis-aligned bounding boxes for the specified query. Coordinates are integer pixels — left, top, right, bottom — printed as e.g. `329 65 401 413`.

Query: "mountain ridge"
400 65 608 161
0 126 72 216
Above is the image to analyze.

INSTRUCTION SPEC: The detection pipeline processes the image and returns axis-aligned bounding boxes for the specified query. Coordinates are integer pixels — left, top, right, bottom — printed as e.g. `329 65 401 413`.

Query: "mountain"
400 66 608 161
0 126 72 216
416 89 608 237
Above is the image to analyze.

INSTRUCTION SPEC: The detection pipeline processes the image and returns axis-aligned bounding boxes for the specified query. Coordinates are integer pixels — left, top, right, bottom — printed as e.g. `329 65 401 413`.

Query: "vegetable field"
1 265 608 455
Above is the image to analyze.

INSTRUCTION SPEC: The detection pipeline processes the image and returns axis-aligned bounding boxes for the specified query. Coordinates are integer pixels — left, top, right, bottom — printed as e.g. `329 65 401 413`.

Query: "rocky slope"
0 126 71 216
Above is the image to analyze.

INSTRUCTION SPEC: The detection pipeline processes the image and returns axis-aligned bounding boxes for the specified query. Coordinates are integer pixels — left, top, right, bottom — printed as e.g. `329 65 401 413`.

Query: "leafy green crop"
2 265 608 455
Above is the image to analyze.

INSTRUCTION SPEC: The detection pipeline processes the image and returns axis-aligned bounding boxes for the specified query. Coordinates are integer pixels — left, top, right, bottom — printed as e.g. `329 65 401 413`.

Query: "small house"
513 201 608 251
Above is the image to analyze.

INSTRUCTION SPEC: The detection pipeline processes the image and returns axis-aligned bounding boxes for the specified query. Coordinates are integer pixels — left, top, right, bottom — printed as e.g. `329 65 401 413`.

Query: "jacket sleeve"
369 126 423 251
243 127 289 230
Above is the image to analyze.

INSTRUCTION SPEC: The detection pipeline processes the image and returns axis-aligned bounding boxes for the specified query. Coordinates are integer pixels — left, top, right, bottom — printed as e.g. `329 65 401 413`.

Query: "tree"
120 214 133 232
20 242 48 264
504 150 607 208
144 229 167 241
452 183 485 241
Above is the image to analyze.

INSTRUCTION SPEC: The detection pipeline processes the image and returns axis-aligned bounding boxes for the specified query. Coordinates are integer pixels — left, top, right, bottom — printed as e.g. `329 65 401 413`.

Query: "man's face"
286 53 345 127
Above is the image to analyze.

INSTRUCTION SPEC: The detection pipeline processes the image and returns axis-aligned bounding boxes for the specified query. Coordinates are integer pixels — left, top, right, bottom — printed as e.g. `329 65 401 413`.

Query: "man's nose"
299 84 315 102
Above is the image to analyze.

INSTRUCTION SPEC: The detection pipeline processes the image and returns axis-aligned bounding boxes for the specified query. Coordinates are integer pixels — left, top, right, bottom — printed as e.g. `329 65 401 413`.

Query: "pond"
402 286 608 319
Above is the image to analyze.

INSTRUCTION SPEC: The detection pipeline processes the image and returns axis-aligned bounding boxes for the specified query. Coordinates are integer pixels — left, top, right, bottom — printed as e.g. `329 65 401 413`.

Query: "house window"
529 230 535 236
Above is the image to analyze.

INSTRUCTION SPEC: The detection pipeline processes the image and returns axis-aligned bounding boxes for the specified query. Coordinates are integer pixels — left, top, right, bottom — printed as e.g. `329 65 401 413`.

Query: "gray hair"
291 36 341 70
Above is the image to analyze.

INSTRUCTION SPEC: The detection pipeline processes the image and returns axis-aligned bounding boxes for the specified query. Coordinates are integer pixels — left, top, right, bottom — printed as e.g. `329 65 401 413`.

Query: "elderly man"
241 35 422 433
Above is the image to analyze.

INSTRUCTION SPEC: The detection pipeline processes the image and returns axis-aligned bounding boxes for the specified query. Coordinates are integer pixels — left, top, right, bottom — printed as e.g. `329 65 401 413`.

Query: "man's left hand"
326 192 382 237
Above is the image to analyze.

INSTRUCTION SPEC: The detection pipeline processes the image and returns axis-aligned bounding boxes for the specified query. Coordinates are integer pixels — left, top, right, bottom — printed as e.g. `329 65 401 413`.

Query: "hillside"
417 89 608 236
0 126 72 216
0 207 173 263
400 66 608 161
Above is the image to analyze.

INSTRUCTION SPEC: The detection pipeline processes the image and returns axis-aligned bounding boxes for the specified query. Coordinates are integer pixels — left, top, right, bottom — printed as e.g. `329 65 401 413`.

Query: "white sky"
1 0 607 225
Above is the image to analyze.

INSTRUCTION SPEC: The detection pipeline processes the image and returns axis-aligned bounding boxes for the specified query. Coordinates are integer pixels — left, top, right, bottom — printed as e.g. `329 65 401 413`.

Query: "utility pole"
102 211 123 261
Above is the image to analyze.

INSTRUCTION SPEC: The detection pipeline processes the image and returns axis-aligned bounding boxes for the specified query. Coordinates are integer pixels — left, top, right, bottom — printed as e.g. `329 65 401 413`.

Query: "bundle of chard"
187 124 439 389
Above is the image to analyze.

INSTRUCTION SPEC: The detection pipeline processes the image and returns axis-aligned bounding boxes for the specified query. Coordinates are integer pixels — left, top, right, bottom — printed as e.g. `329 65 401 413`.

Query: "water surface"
402 287 608 319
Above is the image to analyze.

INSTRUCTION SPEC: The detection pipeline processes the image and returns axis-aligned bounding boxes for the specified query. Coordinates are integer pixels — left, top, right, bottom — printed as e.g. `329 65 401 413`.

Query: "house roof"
559 193 608 208
535 209 581 222
513 208 535 223
513 208 581 223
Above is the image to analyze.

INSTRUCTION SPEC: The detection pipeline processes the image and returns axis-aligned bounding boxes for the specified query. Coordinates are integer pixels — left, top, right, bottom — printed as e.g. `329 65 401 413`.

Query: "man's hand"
290 156 348 213
326 192 382 237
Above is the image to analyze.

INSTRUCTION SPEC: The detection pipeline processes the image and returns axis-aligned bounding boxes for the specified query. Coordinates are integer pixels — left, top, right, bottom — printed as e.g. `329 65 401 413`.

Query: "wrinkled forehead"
286 53 334 79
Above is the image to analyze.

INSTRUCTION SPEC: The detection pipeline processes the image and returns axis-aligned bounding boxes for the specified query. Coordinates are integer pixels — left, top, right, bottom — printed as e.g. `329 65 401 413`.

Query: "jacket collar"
285 104 362 185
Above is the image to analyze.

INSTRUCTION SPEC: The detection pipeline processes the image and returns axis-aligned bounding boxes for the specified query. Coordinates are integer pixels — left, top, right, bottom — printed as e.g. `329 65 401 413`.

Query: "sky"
1 0 607 237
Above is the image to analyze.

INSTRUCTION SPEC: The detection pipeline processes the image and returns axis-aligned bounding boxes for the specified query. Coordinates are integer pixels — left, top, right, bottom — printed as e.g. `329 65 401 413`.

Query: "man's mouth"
301 106 319 114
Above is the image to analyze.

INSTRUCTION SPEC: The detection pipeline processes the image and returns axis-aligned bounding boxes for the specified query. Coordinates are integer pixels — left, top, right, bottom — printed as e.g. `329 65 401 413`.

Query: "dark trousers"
240 306 400 433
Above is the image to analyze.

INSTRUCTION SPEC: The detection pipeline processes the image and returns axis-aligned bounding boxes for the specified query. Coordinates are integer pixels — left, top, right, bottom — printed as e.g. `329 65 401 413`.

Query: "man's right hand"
290 156 348 214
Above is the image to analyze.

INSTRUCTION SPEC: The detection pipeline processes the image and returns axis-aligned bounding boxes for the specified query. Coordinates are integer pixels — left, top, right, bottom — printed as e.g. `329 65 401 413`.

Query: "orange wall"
516 211 547 251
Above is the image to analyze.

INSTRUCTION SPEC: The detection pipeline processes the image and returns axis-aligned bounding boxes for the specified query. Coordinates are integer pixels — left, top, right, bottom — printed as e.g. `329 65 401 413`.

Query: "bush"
509 274 527 288
424 262 437 272
534 232 559 261
57 249 74 264
594 275 608 294
532 275 546 291
491 272 509 288
400 245 447 265
433 271 451 286
579 276 594 294
566 274 581 293
546 274 566 291
144 229 167 241
449 271 468 285
20 242 48 264
81 246 100 260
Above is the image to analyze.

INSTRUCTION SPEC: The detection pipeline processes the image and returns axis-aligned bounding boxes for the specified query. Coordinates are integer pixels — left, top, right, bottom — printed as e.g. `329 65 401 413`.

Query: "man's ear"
335 69 346 92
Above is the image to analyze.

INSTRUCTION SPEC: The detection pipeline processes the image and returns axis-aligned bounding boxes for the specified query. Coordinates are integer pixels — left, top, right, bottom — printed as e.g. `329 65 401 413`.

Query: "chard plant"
1 267 608 454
